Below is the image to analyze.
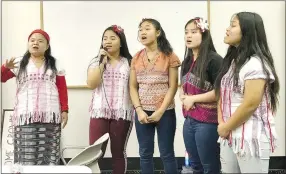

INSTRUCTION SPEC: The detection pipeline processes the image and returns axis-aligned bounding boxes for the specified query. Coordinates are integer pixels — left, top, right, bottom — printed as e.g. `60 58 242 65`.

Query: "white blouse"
88 57 134 121
218 56 278 157
11 57 65 126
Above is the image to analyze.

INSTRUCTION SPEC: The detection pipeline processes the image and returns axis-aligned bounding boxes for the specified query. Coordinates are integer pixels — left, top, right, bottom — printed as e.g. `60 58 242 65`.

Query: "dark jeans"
135 109 178 174
183 117 221 174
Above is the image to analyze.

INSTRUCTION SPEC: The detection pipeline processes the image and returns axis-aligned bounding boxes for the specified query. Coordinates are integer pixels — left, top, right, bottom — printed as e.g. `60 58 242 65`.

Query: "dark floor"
100 170 286 174
62 157 286 174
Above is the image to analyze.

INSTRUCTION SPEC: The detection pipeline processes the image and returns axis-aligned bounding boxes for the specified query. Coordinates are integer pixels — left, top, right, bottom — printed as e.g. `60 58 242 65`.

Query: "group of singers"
1 11 280 174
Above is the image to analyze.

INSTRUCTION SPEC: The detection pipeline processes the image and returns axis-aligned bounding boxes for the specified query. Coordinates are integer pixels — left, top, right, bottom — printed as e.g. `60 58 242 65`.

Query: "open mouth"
186 40 192 44
141 36 147 41
32 46 39 49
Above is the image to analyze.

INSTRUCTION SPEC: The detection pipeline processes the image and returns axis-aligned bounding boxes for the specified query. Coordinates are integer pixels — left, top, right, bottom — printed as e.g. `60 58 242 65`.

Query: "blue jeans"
135 109 178 174
183 117 221 174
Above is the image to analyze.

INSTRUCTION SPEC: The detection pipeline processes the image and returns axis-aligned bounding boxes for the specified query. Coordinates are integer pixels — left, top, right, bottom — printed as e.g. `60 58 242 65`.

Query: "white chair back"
67 133 109 173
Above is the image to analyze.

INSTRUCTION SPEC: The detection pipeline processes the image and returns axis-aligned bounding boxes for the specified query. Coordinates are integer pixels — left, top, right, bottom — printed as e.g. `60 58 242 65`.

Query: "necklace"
145 49 159 64
142 49 159 73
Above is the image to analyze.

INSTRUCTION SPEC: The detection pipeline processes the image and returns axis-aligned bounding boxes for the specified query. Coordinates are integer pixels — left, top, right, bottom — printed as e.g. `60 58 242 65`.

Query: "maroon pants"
89 118 132 174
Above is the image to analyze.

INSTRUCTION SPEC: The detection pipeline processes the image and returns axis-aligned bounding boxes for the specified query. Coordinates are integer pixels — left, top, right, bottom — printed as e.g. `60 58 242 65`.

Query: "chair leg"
60 146 86 165
60 148 68 165
61 156 67 165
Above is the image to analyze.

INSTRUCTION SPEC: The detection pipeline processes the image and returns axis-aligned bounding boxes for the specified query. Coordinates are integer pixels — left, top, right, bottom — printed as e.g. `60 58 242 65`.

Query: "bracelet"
134 106 142 110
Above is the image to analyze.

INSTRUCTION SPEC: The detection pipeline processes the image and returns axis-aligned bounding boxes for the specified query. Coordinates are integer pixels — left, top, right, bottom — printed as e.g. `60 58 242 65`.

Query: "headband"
28 29 50 42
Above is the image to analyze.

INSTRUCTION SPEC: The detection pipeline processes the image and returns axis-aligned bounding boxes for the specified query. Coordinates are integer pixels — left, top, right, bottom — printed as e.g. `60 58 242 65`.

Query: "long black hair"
139 18 173 56
17 45 57 79
214 12 280 112
181 17 217 88
99 25 132 65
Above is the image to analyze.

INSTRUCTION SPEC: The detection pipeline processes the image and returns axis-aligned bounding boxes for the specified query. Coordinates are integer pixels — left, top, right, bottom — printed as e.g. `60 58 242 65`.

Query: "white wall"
42 1 208 86
1 1 41 134
0 0 2 129
1 1 285 159
210 1 285 156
